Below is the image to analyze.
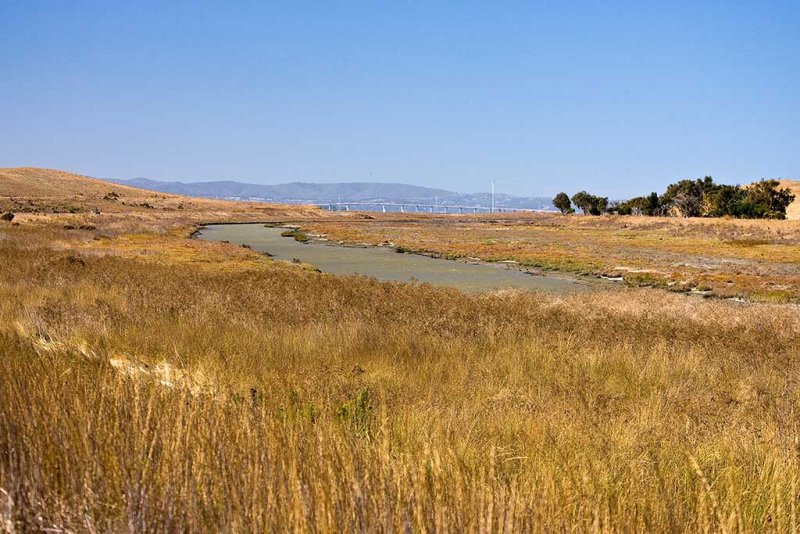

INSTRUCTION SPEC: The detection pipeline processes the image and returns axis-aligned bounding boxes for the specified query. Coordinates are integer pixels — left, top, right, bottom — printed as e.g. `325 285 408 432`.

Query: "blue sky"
1 1 798 198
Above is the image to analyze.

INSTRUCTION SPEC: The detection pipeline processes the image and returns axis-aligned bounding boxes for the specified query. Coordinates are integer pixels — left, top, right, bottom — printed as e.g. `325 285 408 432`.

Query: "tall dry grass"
1 221 800 531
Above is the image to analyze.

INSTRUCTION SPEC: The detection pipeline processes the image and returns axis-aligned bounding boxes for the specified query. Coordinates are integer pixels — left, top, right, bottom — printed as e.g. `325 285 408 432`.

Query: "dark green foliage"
281 228 310 242
571 191 608 216
337 387 373 439
645 192 662 215
552 192 573 214
740 179 796 219
661 178 711 217
612 177 794 219
614 192 664 216
280 388 320 423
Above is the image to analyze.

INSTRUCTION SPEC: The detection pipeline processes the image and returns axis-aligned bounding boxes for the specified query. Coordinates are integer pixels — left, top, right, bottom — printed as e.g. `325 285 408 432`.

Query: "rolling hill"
0 167 322 219
0 167 160 200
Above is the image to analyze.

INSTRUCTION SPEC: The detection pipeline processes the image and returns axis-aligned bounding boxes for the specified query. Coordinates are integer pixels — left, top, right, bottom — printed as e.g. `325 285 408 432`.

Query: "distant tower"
491 181 495 213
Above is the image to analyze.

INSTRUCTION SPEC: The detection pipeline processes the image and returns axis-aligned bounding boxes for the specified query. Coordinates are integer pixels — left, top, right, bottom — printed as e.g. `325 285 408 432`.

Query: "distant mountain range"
110 177 554 210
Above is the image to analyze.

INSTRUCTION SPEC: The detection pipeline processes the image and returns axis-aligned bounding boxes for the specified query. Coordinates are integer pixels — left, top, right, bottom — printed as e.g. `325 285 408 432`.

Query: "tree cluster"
553 177 795 219
552 191 608 215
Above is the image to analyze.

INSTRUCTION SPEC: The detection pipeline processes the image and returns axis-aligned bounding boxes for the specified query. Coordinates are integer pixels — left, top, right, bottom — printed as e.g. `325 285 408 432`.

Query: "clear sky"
1 1 798 198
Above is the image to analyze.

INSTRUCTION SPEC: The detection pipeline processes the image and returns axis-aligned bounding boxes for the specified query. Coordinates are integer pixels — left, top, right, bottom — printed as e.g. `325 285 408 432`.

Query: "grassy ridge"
2 220 800 530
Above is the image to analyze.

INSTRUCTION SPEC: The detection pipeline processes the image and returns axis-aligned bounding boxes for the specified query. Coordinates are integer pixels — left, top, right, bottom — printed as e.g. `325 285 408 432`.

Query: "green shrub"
337 387 373 439
281 228 309 242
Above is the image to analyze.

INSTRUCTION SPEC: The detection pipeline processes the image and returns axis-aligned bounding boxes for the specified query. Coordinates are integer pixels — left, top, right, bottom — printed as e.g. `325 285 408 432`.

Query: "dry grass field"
2 168 800 531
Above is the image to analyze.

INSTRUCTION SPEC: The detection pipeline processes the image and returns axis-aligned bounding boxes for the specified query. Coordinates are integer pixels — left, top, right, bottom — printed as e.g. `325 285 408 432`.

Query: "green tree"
644 192 663 216
571 191 592 215
595 196 609 214
739 179 796 219
552 192 573 214
571 191 607 216
703 184 744 217
618 176 794 219
662 179 704 217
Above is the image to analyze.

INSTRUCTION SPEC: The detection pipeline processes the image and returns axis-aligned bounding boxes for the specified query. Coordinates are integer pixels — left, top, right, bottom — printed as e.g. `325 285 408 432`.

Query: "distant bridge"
320 202 536 214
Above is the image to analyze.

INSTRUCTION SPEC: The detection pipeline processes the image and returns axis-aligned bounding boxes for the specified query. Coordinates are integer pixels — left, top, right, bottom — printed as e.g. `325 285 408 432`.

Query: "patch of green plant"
281 228 309 243
278 388 320 423
517 257 593 274
750 290 796 304
623 272 669 288
724 239 771 247
337 387 373 439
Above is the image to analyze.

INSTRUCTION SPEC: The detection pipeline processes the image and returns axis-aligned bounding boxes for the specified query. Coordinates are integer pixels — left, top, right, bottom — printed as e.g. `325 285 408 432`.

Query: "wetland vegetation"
302 211 800 303
197 223 593 293
2 168 800 531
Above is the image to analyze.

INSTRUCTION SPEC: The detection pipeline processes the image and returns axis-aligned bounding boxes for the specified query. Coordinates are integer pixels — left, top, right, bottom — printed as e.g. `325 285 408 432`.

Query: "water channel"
197 224 598 293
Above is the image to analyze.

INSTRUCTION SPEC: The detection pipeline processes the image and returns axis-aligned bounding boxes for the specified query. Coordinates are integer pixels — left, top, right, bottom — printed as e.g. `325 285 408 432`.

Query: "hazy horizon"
2 2 798 198
114 174 547 198
110 174 788 202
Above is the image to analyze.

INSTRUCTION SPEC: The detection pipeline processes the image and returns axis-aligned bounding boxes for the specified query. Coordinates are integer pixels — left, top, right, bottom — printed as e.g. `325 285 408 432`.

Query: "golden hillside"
0 167 157 199
0 167 323 220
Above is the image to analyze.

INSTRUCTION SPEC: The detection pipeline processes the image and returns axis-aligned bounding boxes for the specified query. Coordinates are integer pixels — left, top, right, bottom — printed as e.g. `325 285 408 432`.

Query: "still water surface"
197 224 594 293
